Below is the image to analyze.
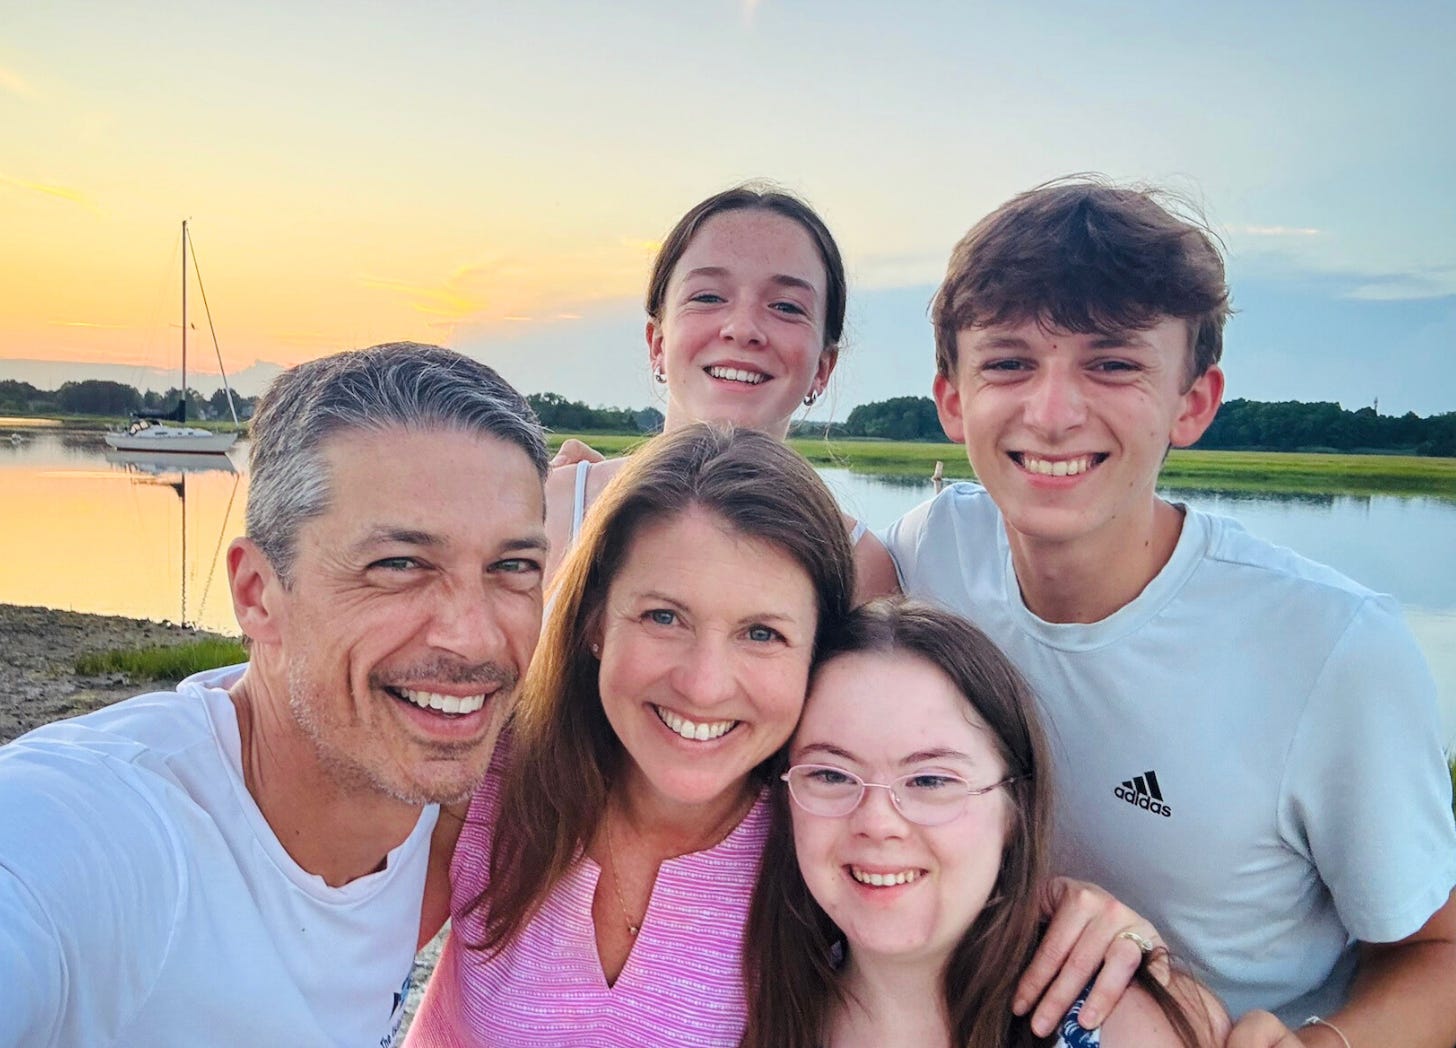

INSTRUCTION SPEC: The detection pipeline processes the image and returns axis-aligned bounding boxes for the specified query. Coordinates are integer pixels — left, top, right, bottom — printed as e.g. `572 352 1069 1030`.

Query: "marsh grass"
551 434 1456 498
75 636 248 681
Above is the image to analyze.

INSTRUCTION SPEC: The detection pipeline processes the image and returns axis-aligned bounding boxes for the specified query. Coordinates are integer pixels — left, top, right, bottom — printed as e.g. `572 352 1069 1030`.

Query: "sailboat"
105 221 239 454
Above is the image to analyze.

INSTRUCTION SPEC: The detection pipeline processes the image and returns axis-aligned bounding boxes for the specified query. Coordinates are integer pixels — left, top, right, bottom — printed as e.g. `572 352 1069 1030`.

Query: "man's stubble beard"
283 654 495 808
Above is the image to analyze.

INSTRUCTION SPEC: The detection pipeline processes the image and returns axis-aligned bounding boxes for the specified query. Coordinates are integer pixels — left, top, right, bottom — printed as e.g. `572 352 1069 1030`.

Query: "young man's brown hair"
931 176 1232 387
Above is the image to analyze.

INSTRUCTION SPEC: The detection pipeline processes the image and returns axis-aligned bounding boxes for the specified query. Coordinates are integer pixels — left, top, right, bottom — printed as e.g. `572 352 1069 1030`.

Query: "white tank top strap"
848 517 869 546
569 460 592 544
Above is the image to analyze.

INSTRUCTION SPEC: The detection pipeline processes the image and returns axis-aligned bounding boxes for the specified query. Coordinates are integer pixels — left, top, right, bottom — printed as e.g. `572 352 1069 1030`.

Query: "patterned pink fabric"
406 746 770 1047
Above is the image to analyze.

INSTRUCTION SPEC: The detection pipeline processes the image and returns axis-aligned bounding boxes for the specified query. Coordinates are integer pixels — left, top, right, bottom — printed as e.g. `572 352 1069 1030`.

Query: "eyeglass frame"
780 762 1024 827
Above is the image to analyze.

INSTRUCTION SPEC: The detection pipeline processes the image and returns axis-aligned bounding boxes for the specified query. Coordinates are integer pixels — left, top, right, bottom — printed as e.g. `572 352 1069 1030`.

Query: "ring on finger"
1115 928 1156 954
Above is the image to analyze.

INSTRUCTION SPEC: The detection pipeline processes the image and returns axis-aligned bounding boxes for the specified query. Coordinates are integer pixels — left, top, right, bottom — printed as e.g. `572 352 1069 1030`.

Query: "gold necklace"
603 807 642 936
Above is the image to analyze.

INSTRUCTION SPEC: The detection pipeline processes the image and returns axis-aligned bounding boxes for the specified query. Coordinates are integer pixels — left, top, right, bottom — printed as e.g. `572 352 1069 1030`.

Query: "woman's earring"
652 366 666 384
803 388 819 407
590 643 601 658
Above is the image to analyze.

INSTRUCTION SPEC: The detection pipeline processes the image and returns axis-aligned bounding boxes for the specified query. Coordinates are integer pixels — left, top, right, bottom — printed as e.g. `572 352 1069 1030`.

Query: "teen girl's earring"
803 388 819 407
652 366 666 384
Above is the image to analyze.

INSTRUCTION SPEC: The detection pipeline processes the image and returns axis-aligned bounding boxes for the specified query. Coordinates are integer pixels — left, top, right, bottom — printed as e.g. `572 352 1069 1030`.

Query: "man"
879 180 1456 1045
0 343 549 1047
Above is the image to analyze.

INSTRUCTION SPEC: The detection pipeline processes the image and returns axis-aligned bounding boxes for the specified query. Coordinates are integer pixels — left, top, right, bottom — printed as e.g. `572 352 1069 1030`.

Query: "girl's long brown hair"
742 598 1214 1048
464 423 854 954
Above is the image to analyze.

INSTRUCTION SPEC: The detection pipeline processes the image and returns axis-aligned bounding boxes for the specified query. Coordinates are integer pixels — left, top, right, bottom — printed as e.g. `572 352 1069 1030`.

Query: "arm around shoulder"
1308 887 1456 1048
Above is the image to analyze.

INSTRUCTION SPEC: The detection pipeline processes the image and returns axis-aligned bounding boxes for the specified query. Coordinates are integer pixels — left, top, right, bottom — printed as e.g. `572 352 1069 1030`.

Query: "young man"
0 344 550 1047
880 180 1456 1046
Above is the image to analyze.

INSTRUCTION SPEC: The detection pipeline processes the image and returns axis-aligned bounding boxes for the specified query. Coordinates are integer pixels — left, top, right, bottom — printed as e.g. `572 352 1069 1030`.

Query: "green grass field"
75 636 249 681
11 415 1453 496
549 433 1456 498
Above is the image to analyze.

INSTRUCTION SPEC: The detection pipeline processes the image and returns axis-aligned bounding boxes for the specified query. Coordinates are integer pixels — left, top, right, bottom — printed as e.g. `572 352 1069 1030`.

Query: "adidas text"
1114 770 1172 818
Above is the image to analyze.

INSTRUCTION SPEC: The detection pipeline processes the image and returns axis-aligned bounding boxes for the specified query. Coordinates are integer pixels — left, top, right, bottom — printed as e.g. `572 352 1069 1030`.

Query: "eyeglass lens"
784 765 1003 826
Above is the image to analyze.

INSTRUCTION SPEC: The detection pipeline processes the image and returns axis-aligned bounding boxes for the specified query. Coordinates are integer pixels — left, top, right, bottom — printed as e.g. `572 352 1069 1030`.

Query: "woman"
744 599 1227 1048
543 183 899 599
406 423 856 1046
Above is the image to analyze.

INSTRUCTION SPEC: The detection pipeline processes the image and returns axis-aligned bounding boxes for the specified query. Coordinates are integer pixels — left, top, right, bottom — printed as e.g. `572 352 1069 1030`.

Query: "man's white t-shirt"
0 665 438 1047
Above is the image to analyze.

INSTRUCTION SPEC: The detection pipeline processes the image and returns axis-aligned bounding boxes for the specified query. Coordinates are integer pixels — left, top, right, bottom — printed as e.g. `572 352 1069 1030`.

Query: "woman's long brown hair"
463 423 855 955
742 599 1215 1048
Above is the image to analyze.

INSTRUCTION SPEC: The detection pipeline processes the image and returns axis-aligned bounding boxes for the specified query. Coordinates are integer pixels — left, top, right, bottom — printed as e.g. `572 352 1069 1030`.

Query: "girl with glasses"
743 599 1227 1048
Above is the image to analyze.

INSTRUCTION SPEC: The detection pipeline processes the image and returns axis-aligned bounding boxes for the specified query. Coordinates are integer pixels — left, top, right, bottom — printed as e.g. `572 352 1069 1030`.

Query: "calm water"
3 432 1453 745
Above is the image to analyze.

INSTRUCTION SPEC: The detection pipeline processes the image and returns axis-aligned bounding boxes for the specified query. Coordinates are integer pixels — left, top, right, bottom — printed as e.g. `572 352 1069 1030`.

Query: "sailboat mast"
181 220 188 422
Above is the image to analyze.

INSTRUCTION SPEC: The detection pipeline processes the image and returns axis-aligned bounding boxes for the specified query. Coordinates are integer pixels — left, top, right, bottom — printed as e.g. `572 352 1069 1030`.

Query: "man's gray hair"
245 342 547 583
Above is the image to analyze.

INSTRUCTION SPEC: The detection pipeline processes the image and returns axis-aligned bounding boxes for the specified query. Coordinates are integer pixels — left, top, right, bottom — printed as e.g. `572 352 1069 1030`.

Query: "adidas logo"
1113 769 1172 818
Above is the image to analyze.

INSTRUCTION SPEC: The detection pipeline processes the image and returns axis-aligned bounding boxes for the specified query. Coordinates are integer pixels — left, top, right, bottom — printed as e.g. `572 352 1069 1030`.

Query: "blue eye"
492 558 540 574
646 609 677 626
689 292 725 304
746 624 782 643
771 301 807 316
903 773 961 792
369 557 419 571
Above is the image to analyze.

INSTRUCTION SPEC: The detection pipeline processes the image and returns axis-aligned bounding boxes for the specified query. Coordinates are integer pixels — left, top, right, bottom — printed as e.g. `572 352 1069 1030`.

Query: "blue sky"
2 0 1452 415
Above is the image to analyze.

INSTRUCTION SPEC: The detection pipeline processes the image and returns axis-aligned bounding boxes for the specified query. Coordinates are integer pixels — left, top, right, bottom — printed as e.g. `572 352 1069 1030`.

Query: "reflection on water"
2 437 1453 745
0 433 244 634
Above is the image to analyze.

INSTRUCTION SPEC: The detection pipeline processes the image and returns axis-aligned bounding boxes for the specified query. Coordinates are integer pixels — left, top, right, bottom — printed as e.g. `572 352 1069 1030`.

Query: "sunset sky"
4 1 1454 416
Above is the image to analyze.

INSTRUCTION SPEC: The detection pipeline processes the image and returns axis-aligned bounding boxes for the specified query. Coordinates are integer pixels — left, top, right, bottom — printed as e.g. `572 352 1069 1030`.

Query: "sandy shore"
0 601 443 1030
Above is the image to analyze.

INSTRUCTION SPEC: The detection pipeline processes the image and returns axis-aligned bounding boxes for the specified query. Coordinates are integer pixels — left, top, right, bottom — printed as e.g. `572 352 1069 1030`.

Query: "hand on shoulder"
549 438 605 468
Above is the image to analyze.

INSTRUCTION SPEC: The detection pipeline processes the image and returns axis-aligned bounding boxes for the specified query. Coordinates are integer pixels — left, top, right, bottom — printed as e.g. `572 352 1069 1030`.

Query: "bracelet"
1300 1016 1352 1048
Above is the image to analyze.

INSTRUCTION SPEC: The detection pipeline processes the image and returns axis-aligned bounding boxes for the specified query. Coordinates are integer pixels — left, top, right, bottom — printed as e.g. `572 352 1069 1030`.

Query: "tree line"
835 394 1456 456
5 378 1453 455
0 380 666 434
0 379 257 421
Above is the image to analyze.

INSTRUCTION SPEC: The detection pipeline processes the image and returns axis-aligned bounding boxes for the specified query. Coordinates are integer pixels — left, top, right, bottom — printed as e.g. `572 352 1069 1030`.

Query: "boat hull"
103 427 237 454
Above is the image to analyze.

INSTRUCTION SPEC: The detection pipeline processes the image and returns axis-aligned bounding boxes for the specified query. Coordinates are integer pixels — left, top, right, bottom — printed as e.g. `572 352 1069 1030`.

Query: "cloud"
1345 268 1456 301
0 174 98 211
1230 252 1456 302
0 65 35 98
852 249 948 290
619 237 663 255
358 274 489 318
362 242 654 324
271 330 347 351
1233 224 1323 238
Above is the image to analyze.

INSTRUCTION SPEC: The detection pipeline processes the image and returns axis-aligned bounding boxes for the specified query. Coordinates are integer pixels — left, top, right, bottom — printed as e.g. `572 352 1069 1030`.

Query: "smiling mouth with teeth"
653 704 739 742
1011 452 1108 477
388 686 488 717
705 365 768 386
849 866 924 888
